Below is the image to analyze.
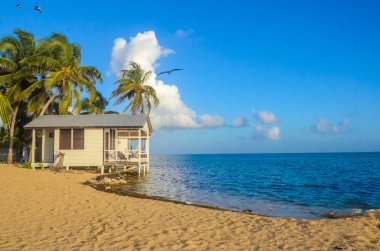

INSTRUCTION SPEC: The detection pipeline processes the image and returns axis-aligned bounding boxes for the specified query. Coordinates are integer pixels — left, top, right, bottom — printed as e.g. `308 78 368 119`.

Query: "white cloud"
232 116 249 127
252 109 278 124
312 117 350 135
253 125 280 140
110 31 223 129
175 29 194 38
111 32 174 75
199 114 224 128
251 109 280 140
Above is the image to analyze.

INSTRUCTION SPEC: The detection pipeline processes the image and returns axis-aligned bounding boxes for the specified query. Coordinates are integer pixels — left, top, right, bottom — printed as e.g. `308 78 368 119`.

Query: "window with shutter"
73 129 84 149
59 129 71 150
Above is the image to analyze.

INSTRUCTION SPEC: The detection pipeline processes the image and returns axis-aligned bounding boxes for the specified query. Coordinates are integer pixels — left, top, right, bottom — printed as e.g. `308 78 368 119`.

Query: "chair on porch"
129 150 139 159
117 151 128 161
51 152 65 170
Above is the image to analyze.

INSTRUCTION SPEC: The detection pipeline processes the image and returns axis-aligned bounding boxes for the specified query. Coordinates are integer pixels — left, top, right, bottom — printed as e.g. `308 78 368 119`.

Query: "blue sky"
1 0 380 153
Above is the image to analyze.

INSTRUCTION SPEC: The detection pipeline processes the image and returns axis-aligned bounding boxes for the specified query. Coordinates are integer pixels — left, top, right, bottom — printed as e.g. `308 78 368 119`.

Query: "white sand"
0 165 379 250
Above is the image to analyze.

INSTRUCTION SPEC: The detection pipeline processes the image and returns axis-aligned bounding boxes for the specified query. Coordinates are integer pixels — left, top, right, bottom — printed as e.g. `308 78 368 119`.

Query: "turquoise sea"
119 152 380 218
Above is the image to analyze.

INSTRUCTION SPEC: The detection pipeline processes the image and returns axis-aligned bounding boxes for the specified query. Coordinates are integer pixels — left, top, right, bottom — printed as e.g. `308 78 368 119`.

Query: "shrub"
21 161 32 169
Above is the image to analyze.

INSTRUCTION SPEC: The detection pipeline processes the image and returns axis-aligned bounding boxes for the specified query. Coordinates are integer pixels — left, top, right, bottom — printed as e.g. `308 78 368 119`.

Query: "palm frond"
0 37 20 59
21 55 61 73
0 93 11 127
59 84 72 114
21 79 46 99
0 74 15 85
14 29 35 56
73 88 82 114
45 71 65 89
0 57 18 72
78 66 103 82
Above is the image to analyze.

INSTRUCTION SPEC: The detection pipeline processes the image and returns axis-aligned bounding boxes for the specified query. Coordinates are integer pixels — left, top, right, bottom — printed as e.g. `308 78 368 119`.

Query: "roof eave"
24 125 145 129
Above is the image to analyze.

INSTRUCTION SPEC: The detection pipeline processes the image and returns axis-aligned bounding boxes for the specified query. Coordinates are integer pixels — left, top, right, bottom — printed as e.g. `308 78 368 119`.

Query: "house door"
34 129 43 162
44 129 54 163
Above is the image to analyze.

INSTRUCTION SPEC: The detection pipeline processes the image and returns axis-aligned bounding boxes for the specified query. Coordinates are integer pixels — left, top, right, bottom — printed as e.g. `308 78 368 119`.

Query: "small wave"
317 209 371 218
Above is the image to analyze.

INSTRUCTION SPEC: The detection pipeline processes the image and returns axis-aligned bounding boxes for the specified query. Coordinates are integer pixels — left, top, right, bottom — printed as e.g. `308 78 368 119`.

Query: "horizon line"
151 151 380 155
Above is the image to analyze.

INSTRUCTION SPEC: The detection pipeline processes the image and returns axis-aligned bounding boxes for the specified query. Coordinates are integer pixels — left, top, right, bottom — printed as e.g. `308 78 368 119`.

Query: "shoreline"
85 179 374 220
89 171 378 220
85 181 235 213
1 165 379 250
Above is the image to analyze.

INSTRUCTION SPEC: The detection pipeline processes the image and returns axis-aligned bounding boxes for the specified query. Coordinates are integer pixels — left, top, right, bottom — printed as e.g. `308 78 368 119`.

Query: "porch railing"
104 150 148 162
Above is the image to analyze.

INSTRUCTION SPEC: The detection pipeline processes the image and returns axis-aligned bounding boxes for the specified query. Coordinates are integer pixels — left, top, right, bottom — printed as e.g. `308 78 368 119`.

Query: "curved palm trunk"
7 103 20 164
28 145 32 163
141 104 145 114
39 89 60 116
26 90 61 163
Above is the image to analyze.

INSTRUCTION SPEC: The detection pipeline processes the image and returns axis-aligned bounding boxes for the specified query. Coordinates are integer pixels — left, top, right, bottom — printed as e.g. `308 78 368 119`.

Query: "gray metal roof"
24 114 150 129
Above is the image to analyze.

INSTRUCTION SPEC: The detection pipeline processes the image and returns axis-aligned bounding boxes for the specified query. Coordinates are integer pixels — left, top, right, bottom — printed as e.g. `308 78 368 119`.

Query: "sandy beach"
0 165 379 251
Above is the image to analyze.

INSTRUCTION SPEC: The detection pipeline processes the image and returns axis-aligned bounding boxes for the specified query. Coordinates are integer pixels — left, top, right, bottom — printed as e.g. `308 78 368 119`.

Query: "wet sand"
0 165 379 250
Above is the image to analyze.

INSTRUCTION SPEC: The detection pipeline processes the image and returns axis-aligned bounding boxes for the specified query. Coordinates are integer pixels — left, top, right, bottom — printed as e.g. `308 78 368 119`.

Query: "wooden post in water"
138 129 141 177
147 131 150 173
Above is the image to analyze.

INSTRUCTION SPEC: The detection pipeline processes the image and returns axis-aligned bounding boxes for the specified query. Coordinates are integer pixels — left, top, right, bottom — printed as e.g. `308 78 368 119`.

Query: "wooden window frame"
59 129 72 150
73 129 85 150
59 129 85 150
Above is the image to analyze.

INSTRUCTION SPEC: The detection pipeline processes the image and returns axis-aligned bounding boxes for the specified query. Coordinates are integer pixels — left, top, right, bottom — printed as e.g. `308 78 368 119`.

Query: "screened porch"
104 128 150 164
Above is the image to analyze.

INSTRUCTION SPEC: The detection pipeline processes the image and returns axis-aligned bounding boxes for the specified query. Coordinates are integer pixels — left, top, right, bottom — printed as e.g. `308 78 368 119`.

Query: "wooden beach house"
24 114 152 174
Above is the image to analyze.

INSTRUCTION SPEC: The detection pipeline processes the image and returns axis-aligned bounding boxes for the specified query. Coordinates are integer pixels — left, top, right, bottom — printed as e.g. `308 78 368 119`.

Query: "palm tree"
0 29 37 163
0 93 11 127
111 62 159 114
81 91 109 114
22 33 103 116
0 101 32 161
27 87 59 115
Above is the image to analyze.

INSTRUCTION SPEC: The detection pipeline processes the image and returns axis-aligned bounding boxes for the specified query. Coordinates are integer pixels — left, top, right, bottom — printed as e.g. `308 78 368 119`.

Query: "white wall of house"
143 122 150 132
53 128 103 167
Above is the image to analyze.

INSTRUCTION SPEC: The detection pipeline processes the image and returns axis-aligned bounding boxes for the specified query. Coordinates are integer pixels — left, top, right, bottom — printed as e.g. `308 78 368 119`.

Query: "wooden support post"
66 166 69 171
31 129 36 170
100 166 104 175
147 134 150 173
41 129 45 163
141 130 149 174
138 129 141 176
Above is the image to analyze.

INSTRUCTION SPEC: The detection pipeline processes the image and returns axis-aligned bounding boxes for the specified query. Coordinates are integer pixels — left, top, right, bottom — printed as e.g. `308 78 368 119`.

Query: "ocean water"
119 152 380 218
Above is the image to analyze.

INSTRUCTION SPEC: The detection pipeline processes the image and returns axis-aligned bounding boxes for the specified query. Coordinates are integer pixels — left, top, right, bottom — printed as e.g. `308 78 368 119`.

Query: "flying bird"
157 68 183 76
34 6 42 13
16 4 22 8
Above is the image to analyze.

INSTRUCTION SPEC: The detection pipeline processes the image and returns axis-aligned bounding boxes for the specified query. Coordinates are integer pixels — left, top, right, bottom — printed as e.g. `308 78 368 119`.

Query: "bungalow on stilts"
24 114 152 175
